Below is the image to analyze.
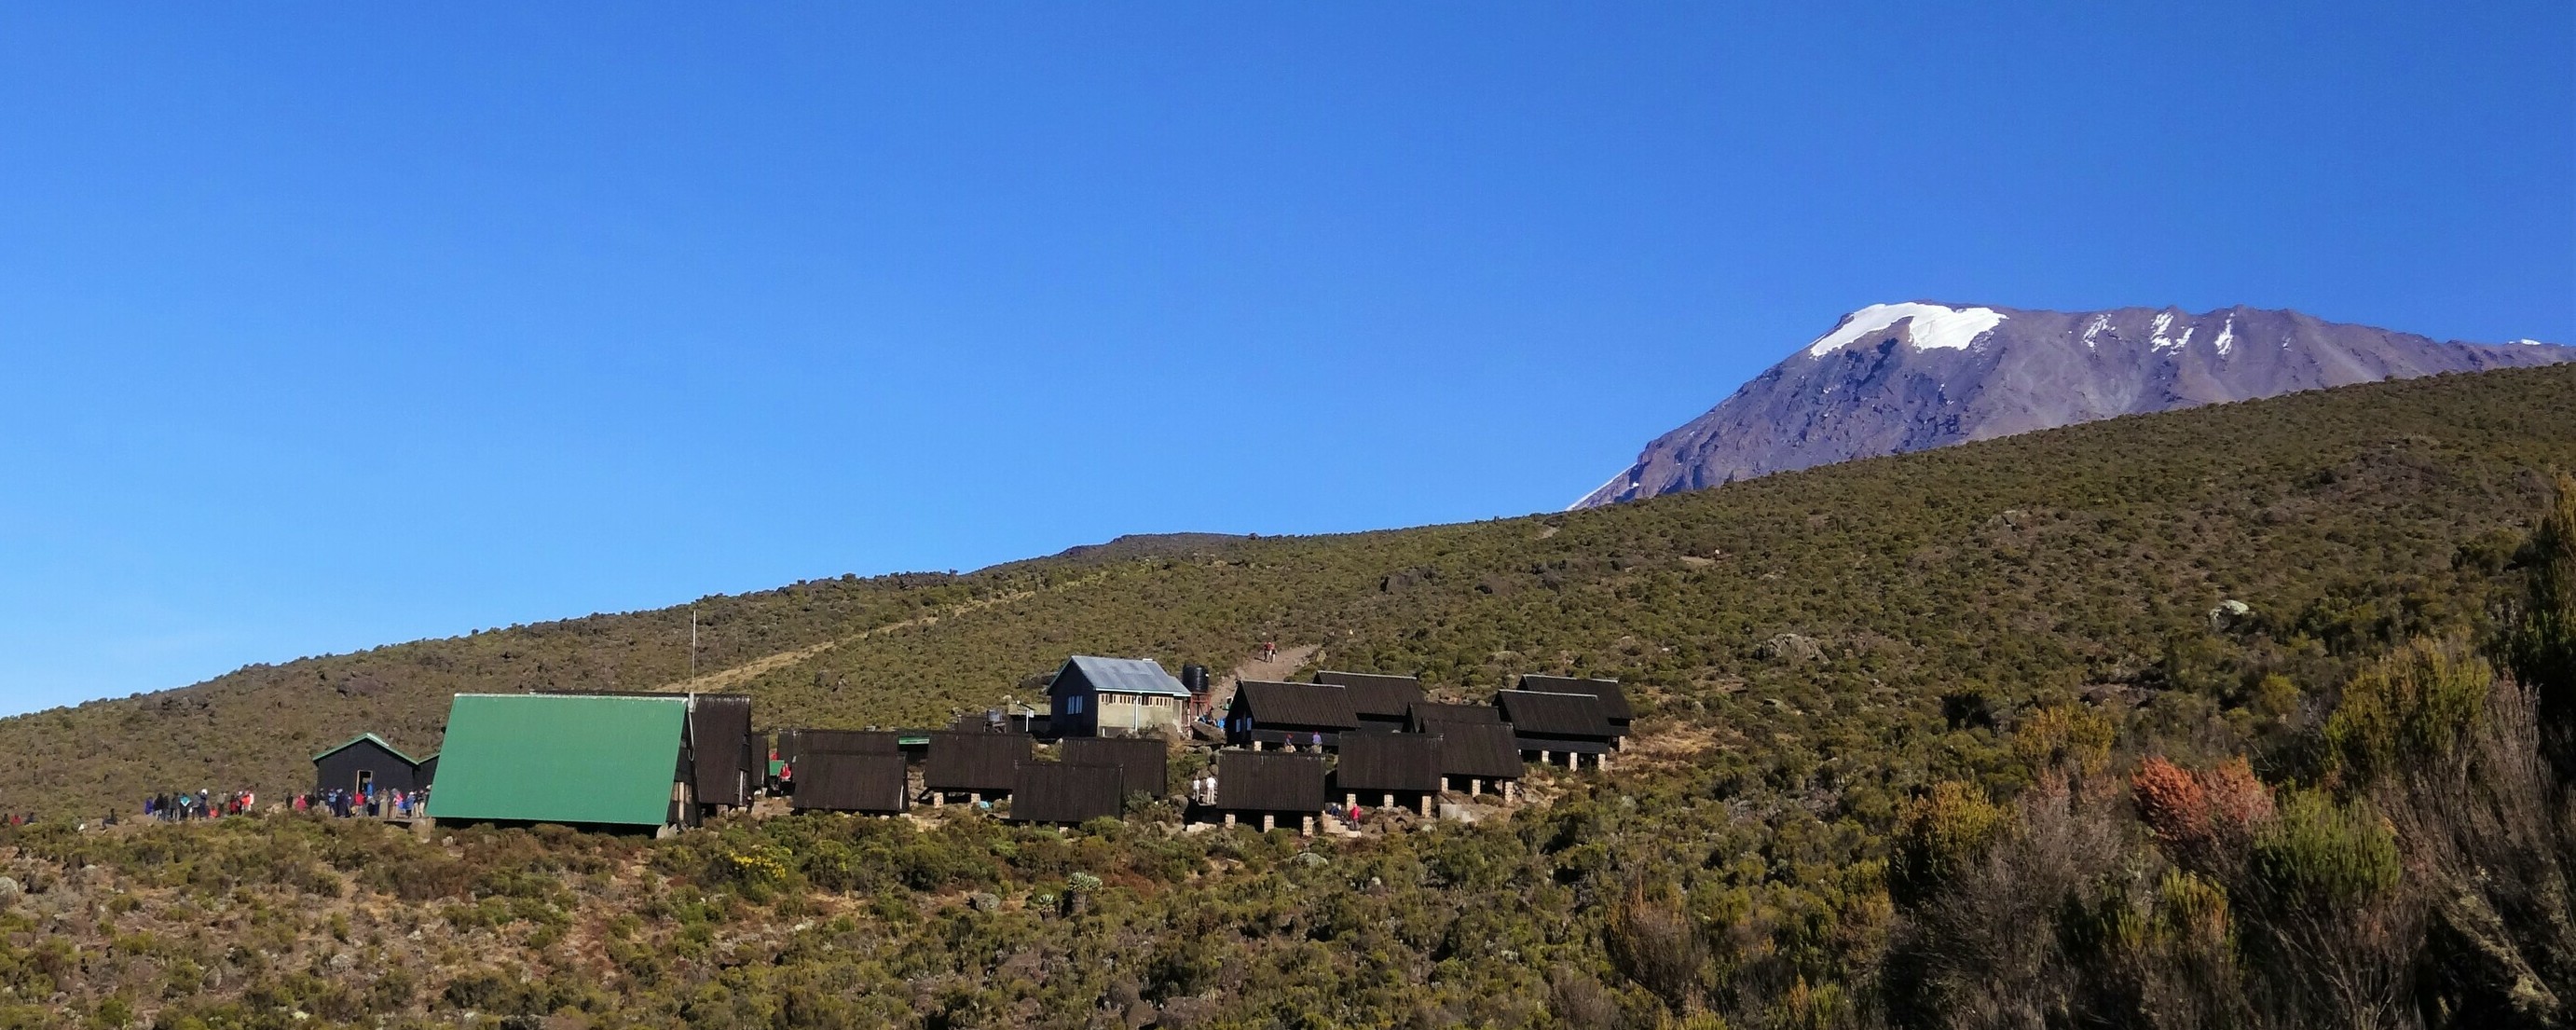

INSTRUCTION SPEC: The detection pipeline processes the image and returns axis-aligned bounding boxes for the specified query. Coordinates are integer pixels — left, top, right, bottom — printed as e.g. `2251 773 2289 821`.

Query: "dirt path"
665 570 1114 694
1206 643 1321 711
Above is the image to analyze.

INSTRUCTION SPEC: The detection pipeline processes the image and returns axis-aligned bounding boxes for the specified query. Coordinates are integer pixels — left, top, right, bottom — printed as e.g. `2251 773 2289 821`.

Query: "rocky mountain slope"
1575 302 2571 507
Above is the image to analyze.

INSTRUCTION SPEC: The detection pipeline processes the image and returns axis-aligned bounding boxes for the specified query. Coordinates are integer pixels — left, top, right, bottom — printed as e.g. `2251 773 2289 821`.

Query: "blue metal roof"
1062 655 1189 697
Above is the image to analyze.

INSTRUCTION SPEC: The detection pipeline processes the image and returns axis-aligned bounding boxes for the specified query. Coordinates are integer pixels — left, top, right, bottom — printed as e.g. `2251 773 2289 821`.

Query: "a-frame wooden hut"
1210 751 1327 835
1493 690 1617 769
1312 671 1425 733
924 732 1031 805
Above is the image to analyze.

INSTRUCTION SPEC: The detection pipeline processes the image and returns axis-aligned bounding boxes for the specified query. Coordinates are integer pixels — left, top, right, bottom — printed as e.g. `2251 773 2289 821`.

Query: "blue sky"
2 4 2569 715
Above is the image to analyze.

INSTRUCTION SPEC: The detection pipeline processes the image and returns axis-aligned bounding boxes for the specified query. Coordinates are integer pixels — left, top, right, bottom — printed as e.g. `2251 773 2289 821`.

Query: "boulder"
1758 634 1825 663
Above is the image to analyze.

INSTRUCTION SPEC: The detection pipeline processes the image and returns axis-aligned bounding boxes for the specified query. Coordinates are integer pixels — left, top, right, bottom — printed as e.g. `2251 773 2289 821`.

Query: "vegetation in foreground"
0 366 2572 1027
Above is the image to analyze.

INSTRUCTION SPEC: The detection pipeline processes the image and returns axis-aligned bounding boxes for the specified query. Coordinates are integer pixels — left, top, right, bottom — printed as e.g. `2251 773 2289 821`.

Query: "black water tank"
1182 665 1210 694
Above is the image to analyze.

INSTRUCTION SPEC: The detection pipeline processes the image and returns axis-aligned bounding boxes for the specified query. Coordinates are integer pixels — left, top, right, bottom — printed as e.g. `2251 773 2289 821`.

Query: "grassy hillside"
5 365 2574 818
1 364 2573 1030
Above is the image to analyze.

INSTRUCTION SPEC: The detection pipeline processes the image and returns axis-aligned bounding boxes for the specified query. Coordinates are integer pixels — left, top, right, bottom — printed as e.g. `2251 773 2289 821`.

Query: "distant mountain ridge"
1575 303 2572 508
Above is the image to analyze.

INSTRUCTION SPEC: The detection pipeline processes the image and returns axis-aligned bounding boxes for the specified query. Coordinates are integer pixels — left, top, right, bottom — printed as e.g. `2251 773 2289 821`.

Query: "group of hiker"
135 785 429 822
144 789 256 821
293 785 424 818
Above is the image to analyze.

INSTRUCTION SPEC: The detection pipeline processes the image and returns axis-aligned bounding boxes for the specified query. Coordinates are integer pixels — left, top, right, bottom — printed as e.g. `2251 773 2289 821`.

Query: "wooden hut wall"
1215 752 1327 813
1060 737 1169 798
1007 762 1124 824
925 732 1032 792
415 754 438 787
690 694 755 807
790 753 909 814
313 738 420 796
1432 722 1526 779
1332 734 1443 793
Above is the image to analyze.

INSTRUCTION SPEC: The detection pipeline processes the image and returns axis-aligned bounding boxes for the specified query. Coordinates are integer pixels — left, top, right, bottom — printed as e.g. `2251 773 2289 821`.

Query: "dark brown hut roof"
1215 752 1327 813
1494 690 1613 738
1517 675 1632 722
1228 680 1358 730
689 694 755 807
1007 762 1124 824
1432 722 1525 779
1312 671 1425 719
1060 737 1168 798
925 732 1031 792
791 753 908 814
796 730 900 756
1333 734 1443 793
1408 702 1500 732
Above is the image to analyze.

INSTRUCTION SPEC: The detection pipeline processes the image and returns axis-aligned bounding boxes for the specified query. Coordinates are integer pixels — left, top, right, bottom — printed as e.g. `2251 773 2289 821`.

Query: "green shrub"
2324 640 2491 785
1890 781 2007 905
2251 790 2401 913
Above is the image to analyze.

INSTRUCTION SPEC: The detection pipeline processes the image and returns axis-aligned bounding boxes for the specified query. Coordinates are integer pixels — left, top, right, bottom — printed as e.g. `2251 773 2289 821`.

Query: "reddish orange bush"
2131 756 2211 850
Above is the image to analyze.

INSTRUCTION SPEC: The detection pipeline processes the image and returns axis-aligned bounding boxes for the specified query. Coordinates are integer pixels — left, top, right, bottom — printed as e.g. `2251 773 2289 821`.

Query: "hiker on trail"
1260 641 1277 661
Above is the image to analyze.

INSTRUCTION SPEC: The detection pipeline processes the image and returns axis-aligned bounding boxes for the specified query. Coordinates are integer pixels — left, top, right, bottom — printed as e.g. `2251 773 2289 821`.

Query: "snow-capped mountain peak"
1573 304 2574 509
1804 302 2008 358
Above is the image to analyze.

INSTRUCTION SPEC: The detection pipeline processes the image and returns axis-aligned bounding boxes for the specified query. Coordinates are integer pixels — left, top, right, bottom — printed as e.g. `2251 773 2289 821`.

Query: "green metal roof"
425 694 687 827
311 732 420 765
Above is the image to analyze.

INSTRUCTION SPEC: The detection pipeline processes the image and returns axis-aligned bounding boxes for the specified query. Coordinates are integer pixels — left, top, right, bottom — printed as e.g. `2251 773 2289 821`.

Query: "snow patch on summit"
2150 312 2194 353
1805 303 2007 359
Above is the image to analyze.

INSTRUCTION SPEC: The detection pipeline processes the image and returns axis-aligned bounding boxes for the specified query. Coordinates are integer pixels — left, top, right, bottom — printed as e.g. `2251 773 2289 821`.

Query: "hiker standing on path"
1259 640 1277 662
